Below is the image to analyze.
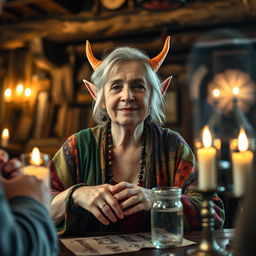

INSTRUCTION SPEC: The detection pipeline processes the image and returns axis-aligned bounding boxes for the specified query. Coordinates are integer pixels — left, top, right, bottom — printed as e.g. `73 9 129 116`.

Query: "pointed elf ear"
161 76 173 95
83 79 97 100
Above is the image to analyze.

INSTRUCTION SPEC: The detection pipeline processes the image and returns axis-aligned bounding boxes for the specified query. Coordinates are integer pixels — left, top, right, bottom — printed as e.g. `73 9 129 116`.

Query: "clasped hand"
72 182 153 225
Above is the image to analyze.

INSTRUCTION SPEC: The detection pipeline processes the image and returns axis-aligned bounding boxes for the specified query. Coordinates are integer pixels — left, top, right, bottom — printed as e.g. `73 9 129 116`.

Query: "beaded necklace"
105 122 146 185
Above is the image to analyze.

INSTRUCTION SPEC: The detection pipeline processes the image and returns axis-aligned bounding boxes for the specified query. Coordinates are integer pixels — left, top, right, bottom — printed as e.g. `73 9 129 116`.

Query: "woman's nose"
121 88 134 101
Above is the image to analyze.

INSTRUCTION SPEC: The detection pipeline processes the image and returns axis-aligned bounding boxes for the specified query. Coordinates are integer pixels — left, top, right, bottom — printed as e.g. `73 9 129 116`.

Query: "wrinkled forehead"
107 60 148 79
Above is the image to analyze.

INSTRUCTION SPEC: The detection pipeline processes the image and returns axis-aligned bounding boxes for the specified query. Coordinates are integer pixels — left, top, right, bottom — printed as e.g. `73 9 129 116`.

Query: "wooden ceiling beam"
0 0 256 49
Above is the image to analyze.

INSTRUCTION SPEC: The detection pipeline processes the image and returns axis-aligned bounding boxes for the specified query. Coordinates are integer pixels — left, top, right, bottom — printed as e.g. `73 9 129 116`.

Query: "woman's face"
103 61 151 128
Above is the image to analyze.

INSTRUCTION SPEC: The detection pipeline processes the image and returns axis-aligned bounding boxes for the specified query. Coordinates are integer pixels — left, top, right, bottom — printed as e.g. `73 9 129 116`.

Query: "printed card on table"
60 232 195 256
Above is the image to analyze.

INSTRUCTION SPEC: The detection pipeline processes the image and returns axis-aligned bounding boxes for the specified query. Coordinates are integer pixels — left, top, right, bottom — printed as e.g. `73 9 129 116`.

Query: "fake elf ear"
82 79 97 100
161 76 173 95
85 36 171 72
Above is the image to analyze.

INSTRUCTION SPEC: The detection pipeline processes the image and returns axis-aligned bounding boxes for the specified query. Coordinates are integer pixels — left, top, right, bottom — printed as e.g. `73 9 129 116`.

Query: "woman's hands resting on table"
72 181 154 225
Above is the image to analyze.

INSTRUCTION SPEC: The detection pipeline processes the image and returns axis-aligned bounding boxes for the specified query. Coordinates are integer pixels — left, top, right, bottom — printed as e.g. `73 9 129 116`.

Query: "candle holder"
187 189 231 256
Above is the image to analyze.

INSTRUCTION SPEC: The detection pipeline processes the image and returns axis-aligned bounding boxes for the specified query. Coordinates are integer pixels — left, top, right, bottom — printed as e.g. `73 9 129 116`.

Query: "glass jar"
151 187 183 248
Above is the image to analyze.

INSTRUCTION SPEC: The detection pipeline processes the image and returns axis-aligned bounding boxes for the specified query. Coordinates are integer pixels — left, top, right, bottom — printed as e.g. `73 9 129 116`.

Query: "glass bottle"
151 187 183 248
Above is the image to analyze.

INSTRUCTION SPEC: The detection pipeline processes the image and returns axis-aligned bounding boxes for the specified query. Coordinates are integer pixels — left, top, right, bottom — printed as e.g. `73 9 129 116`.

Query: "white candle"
23 147 50 187
231 128 253 197
197 126 217 190
1 128 10 147
23 165 49 187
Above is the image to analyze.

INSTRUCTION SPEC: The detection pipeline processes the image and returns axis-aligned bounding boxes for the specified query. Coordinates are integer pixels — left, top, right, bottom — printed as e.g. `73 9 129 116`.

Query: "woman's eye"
111 84 122 91
134 84 146 90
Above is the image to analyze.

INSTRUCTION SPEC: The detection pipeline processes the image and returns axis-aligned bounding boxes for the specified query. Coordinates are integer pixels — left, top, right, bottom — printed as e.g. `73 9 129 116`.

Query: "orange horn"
86 40 102 71
149 36 170 71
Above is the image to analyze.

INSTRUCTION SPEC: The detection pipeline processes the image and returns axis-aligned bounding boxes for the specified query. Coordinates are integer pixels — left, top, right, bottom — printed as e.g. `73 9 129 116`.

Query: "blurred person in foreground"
50 36 224 235
0 146 58 255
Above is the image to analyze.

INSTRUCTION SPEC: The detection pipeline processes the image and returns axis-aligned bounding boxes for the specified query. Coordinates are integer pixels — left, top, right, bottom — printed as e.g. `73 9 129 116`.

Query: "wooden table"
59 229 234 256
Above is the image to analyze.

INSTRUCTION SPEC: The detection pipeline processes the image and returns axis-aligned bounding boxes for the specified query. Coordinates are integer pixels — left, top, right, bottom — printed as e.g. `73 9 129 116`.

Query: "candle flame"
31 147 41 166
202 126 212 148
4 88 12 98
212 89 220 98
4 88 12 102
238 128 249 152
2 128 9 139
24 88 32 97
232 87 239 96
16 83 24 94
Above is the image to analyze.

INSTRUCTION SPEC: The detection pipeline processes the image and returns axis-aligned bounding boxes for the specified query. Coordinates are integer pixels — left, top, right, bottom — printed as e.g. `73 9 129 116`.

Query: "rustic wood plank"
1 9 20 19
4 0 43 8
73 22 256 60
0 0 256 49
35 0 72 15
3 0 72 15
16 5 42 16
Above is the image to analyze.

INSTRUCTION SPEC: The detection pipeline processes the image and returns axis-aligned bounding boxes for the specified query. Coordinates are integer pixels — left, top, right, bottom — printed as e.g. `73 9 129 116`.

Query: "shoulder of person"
74 124 105 146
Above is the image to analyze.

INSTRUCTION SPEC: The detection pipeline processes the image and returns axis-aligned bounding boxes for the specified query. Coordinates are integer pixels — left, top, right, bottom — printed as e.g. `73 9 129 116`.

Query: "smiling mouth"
118 108 138 111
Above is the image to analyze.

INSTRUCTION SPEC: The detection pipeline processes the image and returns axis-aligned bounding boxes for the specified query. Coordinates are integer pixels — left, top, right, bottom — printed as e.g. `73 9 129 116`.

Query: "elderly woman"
50 37 224 235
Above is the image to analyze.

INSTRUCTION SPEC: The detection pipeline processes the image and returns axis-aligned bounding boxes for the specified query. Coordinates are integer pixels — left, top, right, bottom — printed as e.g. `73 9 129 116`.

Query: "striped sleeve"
50 134 78 199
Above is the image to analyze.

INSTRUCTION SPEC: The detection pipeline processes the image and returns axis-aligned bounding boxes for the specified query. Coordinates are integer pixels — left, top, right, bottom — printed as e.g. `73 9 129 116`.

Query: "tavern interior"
0 0 256 228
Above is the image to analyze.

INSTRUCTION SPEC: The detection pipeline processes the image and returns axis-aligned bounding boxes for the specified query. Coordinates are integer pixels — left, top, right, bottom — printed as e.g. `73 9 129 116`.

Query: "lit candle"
1 128 10 147
23 147 50 187
4 88 12 102
231 128 253 197
24 88 32 98
197 126 217 190
16 83 24 97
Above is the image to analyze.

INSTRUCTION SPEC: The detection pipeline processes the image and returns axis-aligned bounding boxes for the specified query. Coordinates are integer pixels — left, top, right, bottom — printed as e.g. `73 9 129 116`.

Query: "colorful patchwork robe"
50 122 224 235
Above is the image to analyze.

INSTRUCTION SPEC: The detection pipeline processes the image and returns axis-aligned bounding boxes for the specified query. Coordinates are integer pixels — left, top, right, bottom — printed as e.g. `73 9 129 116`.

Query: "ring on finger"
99 202 106 209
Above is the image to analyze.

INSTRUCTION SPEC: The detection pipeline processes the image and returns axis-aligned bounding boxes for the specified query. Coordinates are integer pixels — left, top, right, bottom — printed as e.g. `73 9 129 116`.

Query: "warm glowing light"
202 126 212 148
1 128 10 147
16 83 24 96
238 128 249 152
213 138 221 151
208 70 255 114
31 147 41 166
4 88 12 100
24 88 32 97
2 128 9 139
212 89 220 98
232 86 240 96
